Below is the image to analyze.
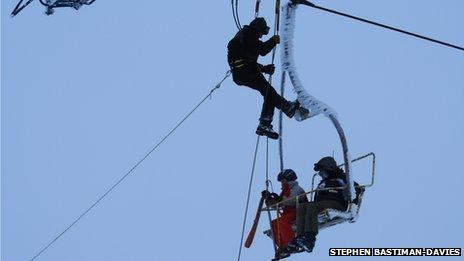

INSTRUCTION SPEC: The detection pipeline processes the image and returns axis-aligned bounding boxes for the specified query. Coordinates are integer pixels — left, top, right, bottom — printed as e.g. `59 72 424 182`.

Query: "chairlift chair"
263 152 376 257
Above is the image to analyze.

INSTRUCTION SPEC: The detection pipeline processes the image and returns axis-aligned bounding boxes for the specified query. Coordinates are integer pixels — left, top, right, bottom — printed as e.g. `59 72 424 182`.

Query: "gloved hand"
271 35 280 44
270 193 281 201
261 64 275 75
261 190 271 198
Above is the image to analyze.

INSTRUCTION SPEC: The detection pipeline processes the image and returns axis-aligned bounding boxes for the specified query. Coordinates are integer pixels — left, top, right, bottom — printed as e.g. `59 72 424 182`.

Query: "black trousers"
232 66 289 125
296 201 346 237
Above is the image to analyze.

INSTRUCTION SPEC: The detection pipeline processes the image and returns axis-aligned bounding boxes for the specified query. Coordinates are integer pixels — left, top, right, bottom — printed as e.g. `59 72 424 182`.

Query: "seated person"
263 169 308 256
289 156 349 253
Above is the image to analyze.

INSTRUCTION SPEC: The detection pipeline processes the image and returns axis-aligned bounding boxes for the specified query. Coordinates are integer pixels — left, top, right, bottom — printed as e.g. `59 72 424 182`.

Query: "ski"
244 196 265 248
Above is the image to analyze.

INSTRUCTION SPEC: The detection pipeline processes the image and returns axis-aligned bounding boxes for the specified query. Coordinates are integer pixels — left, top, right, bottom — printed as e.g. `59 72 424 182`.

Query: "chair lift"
42 0 96 15
11 0 96 16
263 152 376 259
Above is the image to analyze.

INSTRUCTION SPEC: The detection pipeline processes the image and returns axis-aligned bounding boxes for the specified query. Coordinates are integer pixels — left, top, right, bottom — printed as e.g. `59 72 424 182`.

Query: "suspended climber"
227 17 302 140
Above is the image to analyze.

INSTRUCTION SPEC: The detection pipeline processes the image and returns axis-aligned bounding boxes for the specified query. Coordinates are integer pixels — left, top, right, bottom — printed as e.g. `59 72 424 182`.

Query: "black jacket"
314 169 349 210
227 25 276 68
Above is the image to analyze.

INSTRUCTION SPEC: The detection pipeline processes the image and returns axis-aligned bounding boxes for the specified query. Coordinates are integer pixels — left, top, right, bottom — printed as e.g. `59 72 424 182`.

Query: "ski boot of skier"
227 17 301 140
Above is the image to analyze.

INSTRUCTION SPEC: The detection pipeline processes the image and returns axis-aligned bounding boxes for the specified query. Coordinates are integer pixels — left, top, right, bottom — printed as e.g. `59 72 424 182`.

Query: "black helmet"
314 156 338 172
277 169 297 182
249 17 270 35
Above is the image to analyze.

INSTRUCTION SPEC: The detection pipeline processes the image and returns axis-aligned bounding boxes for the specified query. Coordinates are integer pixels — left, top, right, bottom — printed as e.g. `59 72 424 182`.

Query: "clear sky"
2 0 463 260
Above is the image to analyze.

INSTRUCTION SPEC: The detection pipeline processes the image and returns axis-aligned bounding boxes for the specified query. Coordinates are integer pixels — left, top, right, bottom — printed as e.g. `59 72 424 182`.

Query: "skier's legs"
278 210 297 248
296 202 311 237
304 201 345 235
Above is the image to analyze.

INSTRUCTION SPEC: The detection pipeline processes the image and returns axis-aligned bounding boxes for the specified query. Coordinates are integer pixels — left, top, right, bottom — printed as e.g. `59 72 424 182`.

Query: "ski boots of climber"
256 122 279 140
282 100 302 118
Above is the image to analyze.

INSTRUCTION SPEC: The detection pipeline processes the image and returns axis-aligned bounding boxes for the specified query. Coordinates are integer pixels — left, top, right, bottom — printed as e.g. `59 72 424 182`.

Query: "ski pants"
296 201 345 237
271 208 296 249
232 66 289 124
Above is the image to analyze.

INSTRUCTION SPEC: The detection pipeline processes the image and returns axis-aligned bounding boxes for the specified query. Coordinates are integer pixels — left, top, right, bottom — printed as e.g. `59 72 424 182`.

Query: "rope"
28 70 231 261
300 1 464 52
262 0 281 256
254 0 261 18
264 138 278 253
231 0 241 30
237 136 261 261
232 0 242 29
237 1 282 259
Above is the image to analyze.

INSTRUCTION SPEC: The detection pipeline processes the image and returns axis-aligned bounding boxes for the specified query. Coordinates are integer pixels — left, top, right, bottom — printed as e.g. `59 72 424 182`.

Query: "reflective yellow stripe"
231 59 247 69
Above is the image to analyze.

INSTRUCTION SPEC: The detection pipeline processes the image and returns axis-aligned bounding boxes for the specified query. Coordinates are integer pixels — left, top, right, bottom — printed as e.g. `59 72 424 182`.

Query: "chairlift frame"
11 0 96 17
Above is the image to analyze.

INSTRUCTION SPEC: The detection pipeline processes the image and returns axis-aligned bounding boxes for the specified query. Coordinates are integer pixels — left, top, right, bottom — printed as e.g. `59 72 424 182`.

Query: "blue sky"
2 1 463 260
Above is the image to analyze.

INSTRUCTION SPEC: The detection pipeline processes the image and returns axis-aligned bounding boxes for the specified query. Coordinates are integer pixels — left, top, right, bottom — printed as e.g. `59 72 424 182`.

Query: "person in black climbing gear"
227 17 300 140
263 169 308 258
288 156 349 253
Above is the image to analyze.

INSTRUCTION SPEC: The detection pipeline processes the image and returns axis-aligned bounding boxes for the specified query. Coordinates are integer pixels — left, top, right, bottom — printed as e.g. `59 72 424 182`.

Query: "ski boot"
299 233 316 253
282 100 300 118
272 249 291 261
256 123 279 140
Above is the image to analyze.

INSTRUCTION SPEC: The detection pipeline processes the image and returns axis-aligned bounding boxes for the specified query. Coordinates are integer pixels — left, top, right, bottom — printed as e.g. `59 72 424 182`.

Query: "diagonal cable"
28 71 231 261
297 0 464 51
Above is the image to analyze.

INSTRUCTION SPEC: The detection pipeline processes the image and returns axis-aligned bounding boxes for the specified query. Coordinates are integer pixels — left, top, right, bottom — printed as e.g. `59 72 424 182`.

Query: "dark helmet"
314 156 338 172
277 169 297 182
249 17 270 35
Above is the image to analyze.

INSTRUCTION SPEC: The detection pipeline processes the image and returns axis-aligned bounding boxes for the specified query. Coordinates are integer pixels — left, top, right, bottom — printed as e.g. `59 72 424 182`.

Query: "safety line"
300 1 464 52
237 136 261 261
262 0 282 256
28 70 231 261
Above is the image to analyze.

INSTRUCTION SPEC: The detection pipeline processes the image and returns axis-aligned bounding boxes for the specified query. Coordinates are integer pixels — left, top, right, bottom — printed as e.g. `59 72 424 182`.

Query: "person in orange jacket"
263 169 308 257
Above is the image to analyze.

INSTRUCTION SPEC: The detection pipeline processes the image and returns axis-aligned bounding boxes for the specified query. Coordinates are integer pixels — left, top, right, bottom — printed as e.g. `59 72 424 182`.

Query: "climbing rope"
254 0 261 18
231 0 242 30
28 70 231 261
237 0 282 259
237 136 261 261
263 0 281 256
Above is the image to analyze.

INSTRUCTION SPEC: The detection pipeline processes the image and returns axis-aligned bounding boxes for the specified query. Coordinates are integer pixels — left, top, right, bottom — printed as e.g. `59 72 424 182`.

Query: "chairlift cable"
299 1 464 52
28 71 232 261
